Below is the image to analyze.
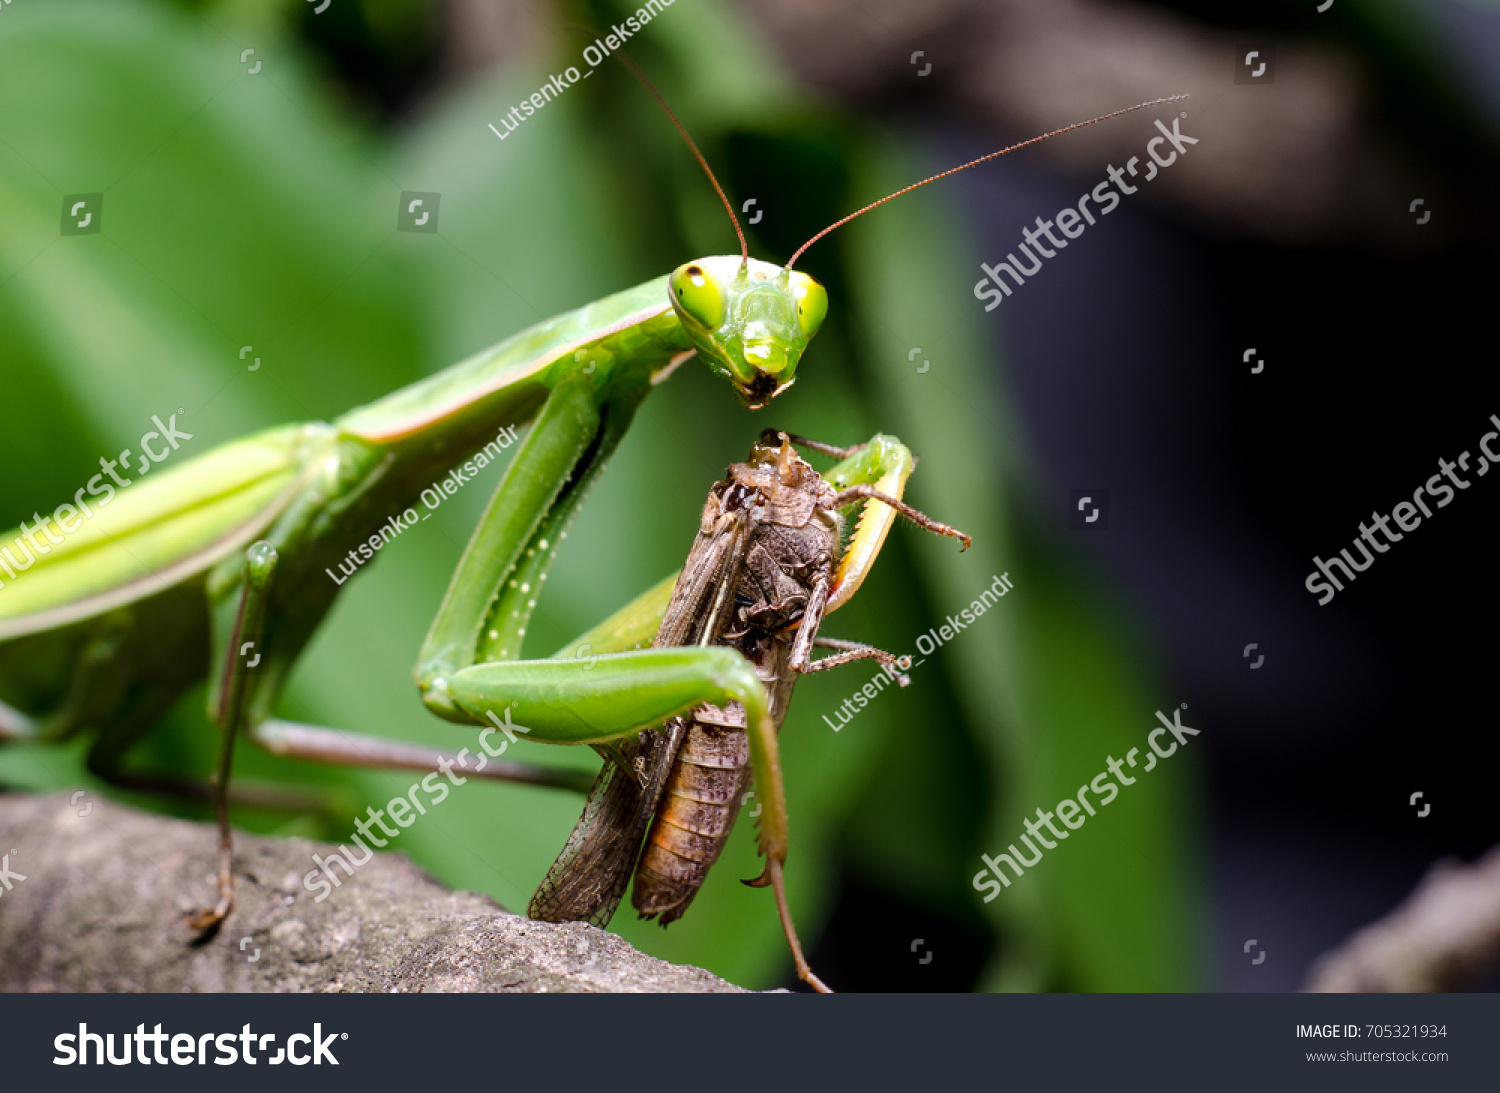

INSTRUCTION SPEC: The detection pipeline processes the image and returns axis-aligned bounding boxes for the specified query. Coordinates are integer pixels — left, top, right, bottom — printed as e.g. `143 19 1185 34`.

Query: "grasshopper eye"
788 272 827 338
670 263 726 330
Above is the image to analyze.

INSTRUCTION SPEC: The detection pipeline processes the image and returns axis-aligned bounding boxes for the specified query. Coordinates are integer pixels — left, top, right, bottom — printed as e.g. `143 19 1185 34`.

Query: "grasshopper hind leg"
762 858 832 993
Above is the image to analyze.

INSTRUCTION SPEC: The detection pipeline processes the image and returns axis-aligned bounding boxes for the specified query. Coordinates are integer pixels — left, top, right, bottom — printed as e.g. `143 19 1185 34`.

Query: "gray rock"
0 792 745 993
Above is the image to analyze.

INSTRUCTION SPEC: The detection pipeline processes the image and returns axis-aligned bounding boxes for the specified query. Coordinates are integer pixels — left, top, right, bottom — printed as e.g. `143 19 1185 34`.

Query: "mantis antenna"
612 50 749 267
784 94 1190 270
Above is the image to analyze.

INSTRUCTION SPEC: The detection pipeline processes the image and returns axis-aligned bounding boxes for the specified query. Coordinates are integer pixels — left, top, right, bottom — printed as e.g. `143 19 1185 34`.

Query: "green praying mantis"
0 79 1181 973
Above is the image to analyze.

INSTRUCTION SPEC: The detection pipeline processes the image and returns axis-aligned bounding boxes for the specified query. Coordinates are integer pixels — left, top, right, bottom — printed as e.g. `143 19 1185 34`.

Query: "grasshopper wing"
526 717 688 927
527 499 753 926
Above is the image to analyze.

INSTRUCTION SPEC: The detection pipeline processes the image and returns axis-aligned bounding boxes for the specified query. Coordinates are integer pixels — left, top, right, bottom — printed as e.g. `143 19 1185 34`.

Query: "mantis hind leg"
247 719 594 794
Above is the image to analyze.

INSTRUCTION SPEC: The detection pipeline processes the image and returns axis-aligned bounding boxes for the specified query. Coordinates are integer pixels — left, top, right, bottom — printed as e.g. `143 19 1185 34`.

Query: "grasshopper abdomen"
633 710 750 924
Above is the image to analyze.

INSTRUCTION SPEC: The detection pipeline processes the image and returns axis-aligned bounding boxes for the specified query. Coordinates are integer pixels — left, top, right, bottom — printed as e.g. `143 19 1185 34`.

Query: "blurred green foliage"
0 0 1200 990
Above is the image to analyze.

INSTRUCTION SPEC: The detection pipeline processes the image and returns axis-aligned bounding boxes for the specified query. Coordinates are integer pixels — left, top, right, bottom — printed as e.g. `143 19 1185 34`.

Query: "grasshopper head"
668 256 827 410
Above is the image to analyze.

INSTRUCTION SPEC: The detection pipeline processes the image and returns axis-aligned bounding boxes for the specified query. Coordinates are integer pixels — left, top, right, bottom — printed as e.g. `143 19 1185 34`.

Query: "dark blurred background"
1 0 1496 992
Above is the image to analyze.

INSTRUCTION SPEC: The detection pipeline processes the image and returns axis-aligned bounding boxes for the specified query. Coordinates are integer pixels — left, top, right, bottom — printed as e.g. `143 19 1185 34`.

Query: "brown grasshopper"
528 429 969 991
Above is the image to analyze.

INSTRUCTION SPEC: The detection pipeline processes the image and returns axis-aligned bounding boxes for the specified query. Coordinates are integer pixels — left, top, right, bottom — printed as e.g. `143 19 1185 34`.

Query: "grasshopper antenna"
611 50 749 267
784 95 1189 270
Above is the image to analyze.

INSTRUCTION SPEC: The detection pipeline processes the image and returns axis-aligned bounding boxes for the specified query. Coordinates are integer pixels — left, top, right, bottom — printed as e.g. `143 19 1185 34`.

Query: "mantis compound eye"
670 262 726 330
788 271 827 338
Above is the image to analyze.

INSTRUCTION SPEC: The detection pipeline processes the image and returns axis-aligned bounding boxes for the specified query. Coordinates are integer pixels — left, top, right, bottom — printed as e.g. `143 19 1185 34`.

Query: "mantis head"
635 51 1180 411
668 256 827 410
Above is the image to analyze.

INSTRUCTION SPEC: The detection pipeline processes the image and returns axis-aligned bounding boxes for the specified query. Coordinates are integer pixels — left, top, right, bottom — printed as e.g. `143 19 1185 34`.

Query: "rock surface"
0 792 744 993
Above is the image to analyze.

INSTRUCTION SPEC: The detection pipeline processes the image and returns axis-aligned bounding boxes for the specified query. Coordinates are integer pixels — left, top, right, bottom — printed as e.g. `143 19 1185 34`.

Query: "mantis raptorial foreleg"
444 638 797 955
416 376 645 706
406 367 793 836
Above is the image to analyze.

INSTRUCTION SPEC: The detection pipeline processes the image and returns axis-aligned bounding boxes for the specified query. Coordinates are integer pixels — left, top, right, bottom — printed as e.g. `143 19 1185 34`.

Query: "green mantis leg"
67 571 678 868
416 373 649 711
213 515 682 802
810 433 970 615
412 425 962 989
189 540 277 930
245 719 595 794
164 381 672 889
549 572 678 662
187 495 679 816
